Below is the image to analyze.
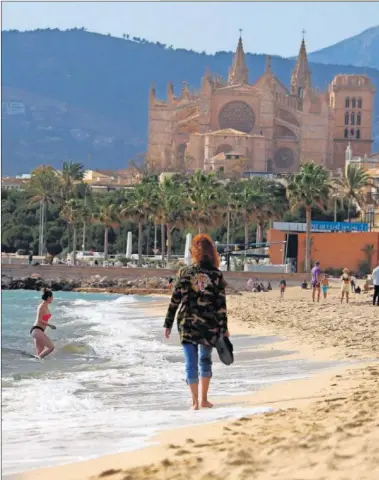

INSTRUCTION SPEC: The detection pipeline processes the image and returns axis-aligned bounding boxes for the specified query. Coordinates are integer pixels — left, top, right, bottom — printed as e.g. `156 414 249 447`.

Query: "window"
357 112 361 125
345 97 350 108
352 97 356 108
351 112 355 125
350 128 355 137
358 97 362 108
344 129 348 138
345 112 349 125
356 129 360 139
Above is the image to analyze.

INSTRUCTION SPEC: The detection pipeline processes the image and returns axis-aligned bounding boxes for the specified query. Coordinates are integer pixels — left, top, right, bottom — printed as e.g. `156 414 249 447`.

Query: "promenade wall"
1 265 309 289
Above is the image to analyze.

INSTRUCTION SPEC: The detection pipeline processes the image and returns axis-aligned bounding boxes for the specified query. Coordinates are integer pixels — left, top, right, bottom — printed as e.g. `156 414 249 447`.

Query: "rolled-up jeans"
183 342 213 384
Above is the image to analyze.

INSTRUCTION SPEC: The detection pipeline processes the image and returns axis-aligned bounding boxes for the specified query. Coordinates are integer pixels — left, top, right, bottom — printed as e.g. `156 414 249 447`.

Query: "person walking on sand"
311 261 321 303
340 268 351 304
372 261 379 306
279 277 286 299
321 274 329 300
163 234 229 410
30 288 56 358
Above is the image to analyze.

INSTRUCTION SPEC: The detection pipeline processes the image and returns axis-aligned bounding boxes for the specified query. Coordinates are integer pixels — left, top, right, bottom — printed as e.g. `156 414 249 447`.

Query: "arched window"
345 97 350 108
352 97 356 108
357 97 362 109
344 129 348 138
356 129 360 139
345 112 349 125
351 112 355 125
350 128 355 137
357 112 361 125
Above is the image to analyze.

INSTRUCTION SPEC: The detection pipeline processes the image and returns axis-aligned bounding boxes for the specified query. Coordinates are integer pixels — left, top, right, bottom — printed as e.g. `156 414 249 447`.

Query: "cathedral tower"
330 74 376 169
291 36 312 99
228 33 249 85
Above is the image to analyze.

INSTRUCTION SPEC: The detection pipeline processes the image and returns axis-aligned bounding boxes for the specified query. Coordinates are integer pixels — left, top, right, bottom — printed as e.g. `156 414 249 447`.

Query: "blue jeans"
183 343 213 385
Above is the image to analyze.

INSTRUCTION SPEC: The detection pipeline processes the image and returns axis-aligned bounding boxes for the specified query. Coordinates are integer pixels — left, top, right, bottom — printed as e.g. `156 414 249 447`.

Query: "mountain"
2 28 379 176
308 26 379 69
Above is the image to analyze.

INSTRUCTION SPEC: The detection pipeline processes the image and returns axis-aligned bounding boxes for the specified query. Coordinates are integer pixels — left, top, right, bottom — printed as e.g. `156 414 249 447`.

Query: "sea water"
2 291 337 476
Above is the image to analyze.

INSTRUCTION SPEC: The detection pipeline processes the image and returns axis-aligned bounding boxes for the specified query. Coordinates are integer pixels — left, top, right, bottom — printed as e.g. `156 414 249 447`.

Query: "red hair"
191 234 220 268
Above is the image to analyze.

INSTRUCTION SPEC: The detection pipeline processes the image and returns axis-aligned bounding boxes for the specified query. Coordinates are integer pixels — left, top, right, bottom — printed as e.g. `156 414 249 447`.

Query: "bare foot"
201 400 213 408
191 403 199 410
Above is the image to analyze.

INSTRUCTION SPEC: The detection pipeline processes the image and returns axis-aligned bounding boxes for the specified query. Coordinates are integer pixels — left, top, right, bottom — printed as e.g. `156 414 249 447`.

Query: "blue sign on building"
311 221 369 232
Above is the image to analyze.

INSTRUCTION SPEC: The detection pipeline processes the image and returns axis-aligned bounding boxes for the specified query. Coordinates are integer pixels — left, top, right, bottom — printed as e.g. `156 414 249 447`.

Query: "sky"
2 1 379 57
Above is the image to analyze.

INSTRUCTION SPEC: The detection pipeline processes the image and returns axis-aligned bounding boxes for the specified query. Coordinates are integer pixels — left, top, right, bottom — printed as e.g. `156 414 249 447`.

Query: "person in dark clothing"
28 251 33 265
164 234 229 410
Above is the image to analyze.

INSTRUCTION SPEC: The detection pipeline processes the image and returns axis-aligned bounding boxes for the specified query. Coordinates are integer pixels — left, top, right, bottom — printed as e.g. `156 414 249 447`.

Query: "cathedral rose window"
218 101 255 133
273 147 295 169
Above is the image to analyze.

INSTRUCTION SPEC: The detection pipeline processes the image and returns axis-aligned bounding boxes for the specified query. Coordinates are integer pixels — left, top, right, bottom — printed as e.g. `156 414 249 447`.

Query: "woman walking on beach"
340 268 351 304
164 234 229 410
30 288 56 358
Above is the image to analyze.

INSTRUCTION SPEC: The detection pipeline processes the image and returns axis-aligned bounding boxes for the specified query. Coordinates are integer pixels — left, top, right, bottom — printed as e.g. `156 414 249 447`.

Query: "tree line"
1 161 374 272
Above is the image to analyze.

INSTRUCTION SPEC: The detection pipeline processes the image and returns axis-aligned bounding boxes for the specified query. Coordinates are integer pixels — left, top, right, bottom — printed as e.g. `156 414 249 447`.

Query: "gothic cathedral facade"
147 36 376 176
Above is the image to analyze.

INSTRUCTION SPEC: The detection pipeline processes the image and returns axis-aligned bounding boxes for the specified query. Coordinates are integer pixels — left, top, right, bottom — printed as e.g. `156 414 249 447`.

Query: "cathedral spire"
228 30 249 85
291 32 312 98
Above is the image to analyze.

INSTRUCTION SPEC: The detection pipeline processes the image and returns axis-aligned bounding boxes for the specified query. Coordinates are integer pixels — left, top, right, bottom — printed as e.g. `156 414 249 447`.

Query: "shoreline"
11 289 379 480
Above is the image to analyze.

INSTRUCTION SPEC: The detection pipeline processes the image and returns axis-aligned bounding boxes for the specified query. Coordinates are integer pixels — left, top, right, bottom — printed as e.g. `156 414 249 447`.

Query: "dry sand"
17 287 379 480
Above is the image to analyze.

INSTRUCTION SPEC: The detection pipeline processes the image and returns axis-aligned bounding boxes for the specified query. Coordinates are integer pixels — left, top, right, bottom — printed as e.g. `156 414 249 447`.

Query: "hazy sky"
3 2 379 57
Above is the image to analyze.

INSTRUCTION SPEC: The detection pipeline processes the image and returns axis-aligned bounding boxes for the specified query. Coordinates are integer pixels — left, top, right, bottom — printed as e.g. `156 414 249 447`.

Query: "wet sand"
16 287 379 480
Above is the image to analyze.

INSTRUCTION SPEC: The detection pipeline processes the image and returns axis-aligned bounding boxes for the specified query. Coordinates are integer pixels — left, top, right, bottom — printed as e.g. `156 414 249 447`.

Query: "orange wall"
268 229 379 273
267 229 286 265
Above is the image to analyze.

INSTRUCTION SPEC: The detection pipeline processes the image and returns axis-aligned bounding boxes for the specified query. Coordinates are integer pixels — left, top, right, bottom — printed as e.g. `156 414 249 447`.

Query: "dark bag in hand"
216 335 234 366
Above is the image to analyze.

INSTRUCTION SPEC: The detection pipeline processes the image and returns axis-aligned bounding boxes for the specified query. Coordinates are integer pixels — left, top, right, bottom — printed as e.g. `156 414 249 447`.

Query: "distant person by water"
28 251 33 265
30 288 56 358
163 234 229 410
372 262 379 306
340 268 351 304
311 261 321 303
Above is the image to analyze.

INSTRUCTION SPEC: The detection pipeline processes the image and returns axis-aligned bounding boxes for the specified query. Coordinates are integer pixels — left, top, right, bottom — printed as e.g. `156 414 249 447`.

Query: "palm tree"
61 161 85 200
287 162 331 273
185 171 224 233
334 164 373 222
249 177 288 246
155 177 185 262
60 199 89 265
232 180 261 248
27 166 63 255
94 201 120 262
122 180 157 266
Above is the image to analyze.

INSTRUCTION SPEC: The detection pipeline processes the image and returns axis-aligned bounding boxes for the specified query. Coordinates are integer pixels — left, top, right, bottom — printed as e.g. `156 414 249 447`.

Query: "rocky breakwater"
1 273 171 295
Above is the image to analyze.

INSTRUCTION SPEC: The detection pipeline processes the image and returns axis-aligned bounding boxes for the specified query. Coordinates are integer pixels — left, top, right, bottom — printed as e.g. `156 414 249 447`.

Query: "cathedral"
147 35 376 176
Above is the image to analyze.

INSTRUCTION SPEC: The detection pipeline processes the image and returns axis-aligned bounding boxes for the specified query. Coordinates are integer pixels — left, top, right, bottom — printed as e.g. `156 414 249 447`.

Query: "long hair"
191 234 220 268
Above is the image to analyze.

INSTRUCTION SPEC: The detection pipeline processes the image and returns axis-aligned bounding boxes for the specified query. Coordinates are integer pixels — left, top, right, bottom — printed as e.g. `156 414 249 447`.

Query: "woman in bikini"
30 288 56 358
340 268 351 304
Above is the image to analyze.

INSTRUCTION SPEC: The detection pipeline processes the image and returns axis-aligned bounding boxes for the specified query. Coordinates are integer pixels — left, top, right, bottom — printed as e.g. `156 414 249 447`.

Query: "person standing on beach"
350 274 357 293
279 277 286 299
163 234 229 410
311 261 321 303
321 274 329 300
372 262 379 306
340 268 351 304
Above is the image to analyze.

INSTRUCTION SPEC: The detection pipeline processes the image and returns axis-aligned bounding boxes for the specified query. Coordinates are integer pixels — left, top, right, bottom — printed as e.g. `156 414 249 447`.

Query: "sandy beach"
16 286 379 480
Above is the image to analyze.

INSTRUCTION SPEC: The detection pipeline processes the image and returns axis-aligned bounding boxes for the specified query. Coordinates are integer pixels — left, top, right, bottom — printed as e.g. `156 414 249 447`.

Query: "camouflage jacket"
163 264 228 346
